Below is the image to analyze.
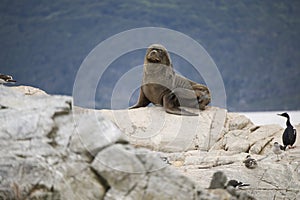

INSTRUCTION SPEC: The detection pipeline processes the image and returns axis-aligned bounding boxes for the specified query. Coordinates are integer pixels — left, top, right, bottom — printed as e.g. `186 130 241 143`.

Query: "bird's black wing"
0 74 8 79
282 128 290 147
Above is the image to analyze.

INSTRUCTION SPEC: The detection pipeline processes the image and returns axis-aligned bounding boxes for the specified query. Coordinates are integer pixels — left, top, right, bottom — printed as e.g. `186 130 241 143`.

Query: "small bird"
160 156 171 165
243 155 258 169
0 74 16 84
278 112 297 150
226 179 250 189
272 142 284 161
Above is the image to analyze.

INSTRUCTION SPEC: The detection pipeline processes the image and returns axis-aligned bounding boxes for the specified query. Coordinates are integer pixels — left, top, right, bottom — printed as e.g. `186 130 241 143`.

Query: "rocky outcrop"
99 106 300 200
1 85 299 199
0 85 219 200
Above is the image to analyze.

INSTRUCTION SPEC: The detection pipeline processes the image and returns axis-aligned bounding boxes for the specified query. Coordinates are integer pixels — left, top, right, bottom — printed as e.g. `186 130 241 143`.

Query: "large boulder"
0 85 106 199
100 107 227 152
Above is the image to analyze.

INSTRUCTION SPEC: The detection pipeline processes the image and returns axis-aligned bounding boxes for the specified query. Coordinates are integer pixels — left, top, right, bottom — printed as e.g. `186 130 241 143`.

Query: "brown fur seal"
130 44 211 116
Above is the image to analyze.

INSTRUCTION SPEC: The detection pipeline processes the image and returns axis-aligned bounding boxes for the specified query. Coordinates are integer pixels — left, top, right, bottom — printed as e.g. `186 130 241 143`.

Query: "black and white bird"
243 155 258 169
0 74 16 84
160 156 171 165
226 179 250 189
278 112 297 150
272 142 284 161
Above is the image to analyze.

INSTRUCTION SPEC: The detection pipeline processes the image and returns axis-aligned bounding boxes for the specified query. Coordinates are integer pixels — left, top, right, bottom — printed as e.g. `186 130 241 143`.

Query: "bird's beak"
277 114 282 116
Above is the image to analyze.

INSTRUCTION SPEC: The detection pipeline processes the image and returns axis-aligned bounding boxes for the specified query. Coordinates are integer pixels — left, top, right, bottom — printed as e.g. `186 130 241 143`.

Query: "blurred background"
0 0 299 112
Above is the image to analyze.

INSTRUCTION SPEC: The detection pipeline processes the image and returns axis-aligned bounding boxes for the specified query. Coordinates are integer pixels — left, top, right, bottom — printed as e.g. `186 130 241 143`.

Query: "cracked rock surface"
100 106 300 200
1 85 222 200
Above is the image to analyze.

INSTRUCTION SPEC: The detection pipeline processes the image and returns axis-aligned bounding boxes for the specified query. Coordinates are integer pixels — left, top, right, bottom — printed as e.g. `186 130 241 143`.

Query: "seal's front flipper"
129 88 150 109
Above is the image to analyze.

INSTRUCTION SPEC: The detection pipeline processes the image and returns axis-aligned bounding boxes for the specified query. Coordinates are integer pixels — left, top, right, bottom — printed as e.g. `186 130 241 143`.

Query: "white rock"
228 113 253 131
92 144 197 200
11 85 48 96
99 106 227 152
69 107 122 156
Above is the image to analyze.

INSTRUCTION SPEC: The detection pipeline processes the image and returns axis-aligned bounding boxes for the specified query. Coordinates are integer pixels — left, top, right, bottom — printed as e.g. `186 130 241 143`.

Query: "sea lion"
130 44 211 116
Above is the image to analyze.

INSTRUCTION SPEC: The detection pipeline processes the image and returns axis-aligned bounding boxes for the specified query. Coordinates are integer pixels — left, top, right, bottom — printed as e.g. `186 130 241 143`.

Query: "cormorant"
277 112 297 150
243 155 257 169
272 142 284 161
0 74 16 84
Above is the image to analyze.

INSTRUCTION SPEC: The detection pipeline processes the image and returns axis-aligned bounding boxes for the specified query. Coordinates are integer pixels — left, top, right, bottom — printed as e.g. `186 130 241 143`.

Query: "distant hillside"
0 0 299 111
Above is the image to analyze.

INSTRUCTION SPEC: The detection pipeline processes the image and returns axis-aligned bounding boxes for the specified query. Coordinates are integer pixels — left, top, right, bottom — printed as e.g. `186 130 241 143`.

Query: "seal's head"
145 44 171 66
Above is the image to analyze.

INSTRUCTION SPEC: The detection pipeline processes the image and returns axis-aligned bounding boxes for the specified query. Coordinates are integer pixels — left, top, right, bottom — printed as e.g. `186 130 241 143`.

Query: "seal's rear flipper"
163 92 198 116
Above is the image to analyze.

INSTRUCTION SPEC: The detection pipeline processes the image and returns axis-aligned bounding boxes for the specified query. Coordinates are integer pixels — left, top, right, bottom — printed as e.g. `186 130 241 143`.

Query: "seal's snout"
147 49 161 62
